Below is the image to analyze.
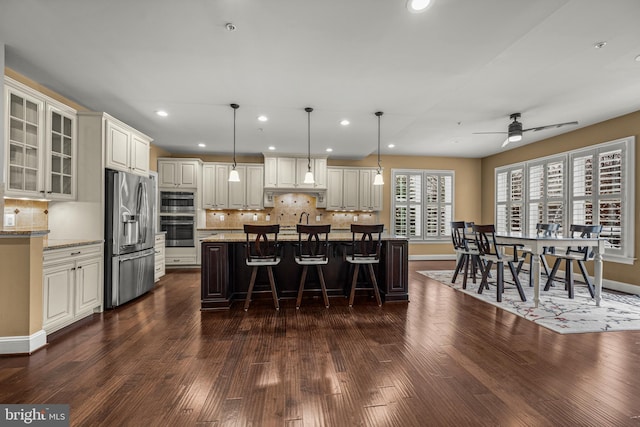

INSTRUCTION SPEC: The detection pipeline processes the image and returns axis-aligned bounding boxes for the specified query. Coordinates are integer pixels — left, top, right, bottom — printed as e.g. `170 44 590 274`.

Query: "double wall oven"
159 191 195 247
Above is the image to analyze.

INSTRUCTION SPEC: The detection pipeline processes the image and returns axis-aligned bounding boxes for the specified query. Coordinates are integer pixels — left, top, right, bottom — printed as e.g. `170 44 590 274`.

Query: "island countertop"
201 231 407 243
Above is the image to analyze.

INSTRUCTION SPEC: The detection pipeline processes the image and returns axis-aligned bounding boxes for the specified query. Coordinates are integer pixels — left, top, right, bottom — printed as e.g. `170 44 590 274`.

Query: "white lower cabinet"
165 247 197 266
42 243 103 334
154 233 166 281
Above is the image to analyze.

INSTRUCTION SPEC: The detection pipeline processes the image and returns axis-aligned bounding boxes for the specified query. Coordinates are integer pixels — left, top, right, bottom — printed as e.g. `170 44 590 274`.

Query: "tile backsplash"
205 193 379 230
3 199 49 230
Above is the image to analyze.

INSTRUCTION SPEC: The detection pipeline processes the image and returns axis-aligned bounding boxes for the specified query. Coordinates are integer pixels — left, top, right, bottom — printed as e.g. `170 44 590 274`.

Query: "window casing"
494 136 635 263
392 170 454 241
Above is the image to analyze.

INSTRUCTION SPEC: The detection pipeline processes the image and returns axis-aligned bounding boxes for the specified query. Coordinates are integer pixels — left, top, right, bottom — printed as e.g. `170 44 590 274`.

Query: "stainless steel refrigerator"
105 169 156 309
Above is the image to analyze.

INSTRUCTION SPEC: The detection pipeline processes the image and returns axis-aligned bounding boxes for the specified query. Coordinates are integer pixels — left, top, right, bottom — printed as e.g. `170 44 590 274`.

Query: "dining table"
495 233 606 308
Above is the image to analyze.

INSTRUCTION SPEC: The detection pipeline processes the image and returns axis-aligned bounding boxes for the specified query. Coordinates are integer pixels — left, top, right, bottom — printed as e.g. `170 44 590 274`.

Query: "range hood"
263 189 327 208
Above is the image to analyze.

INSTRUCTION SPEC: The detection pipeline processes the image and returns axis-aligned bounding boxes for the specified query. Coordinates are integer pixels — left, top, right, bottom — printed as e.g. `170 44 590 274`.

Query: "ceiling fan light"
228 168 240 182
373 171 384 186
303 171 315 184
508 133 522 143
407 0 432 13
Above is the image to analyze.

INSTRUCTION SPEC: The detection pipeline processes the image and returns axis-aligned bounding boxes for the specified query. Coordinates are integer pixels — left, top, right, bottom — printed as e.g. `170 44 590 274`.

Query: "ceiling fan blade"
523 121 578 132
501 138 510 148
472 131 507 135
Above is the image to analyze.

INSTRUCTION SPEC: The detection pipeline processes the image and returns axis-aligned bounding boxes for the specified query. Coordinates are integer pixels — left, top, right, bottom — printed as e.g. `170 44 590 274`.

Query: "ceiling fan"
474 113 579 148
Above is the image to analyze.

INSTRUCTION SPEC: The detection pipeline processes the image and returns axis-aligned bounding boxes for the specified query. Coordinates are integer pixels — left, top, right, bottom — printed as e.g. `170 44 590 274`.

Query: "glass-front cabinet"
7 88 43 195
4 77 77 200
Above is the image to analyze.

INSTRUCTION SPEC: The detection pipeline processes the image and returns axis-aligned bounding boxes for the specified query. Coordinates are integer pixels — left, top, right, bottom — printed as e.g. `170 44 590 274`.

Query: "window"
494 136 635 263
527 156 566 233
392 170 454 241
495 166 524 234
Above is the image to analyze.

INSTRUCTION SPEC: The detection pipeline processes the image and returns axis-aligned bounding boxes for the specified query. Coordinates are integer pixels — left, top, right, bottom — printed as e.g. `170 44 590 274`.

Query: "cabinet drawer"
166 256 197 265
155 234 166 244
44 243 102 264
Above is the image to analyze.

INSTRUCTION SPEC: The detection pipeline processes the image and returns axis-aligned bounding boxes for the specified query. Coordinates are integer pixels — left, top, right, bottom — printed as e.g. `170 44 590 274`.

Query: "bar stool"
243 224 281 311
346 224 384 307
294 224 331 309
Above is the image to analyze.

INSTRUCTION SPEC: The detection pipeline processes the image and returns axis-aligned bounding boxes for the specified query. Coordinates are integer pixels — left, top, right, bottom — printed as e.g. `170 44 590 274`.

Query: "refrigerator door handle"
118 248 155 262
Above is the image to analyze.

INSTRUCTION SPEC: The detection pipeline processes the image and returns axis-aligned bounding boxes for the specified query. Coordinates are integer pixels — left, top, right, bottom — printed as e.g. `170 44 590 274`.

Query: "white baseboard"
0 330 47 355
602 277 640 295
409 254 457 261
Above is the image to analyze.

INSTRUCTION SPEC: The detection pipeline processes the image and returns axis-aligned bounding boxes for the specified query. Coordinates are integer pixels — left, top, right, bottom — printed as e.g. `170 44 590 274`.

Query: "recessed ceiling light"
340 119 350 126
326 148 333 152
387 144 395 148
258 115 268 122
407 0 432 13
198 143 206 148
155 110 168 117
268 146 276 151
635 54 640 62
594 41 607 49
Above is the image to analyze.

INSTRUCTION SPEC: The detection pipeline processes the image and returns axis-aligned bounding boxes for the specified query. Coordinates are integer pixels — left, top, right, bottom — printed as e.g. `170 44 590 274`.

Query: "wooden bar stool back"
243 224 281 311
295 224 331 309
346 224 384 307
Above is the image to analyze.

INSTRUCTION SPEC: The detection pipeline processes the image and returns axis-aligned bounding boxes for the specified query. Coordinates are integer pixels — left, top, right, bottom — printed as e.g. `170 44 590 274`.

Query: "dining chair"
473 224 527 302
544 224 603 298
243 224 281 311
516 223 560 286
294 223 331 309
451 221 486 290
345 224 384 307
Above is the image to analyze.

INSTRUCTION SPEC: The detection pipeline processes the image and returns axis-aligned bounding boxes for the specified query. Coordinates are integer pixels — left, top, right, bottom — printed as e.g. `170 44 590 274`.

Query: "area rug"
418 270 640 334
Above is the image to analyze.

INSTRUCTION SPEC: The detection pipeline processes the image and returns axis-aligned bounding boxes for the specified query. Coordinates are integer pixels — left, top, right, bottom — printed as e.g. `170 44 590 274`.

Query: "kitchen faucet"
299 211 310 224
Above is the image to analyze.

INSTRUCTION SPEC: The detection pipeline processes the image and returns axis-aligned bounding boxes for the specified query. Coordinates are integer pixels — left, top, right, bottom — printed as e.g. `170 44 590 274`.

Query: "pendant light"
228 103 240 182
303 107 315 184
373 111 384 186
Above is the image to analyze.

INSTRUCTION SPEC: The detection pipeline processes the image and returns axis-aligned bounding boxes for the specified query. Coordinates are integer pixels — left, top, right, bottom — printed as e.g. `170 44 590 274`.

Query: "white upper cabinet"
202 163 229 209
327 167 382 211
4 77 77 200
263 157 278 188
158 158 200 189
326 167 359 210
202 163 262 210
263 155 327 189
105 118 151 176
359 169 383 211
228 164 264 210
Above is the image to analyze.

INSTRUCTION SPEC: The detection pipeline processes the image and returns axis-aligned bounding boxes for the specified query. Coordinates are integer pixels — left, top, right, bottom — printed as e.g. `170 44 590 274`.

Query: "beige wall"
149 144 171 172
481 110 640 286
170 153 482 256
5 68 88 112
0 237 43 336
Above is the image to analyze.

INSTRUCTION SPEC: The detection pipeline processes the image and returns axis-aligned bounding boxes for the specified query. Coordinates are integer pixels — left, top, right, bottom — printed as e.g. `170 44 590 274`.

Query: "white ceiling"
2 0 640 159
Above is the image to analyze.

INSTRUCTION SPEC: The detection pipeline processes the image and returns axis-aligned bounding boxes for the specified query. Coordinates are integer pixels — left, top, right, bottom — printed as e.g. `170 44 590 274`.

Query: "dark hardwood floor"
2 261 640 426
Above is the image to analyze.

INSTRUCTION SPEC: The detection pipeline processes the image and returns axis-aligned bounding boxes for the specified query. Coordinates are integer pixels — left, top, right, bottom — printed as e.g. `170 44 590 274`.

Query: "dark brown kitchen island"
200 231 409 310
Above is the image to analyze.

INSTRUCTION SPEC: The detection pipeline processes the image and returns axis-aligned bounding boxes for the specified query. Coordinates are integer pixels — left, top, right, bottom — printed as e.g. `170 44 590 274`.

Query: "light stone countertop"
201 232 406 243
0 228 49 237
43 239 104 250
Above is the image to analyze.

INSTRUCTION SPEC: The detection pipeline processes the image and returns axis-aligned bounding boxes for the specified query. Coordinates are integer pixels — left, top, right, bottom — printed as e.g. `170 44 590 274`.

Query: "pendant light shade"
373 111 384 186
228 103 240 182
303 107 315 184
